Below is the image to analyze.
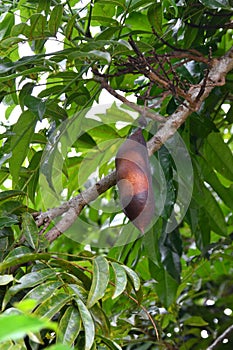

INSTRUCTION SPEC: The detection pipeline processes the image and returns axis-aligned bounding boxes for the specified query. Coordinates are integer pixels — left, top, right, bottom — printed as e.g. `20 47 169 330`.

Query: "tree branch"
36 46 233 243
207 325 233 350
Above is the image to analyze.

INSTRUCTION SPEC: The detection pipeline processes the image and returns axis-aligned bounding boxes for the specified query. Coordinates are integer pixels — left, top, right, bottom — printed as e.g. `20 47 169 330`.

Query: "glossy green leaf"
87 256 109 308
23 281 63 306
3 268 57 309
0 275 14 286
122 265 140 291
111 262 127 299
1 250 50 272
57 306 81 345
97 335 122 350
35 292 73 319
9 111 37 185
0 314 56 342
22 212 39 250
76 298 95 350
90 304 110 336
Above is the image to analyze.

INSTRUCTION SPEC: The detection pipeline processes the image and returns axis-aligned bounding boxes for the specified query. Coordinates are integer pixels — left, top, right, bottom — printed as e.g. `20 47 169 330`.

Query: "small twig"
207 325 233 350
93 70 165 123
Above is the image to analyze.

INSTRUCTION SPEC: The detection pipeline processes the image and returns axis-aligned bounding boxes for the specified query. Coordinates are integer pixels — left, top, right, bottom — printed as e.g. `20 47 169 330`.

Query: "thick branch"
37 46 233 243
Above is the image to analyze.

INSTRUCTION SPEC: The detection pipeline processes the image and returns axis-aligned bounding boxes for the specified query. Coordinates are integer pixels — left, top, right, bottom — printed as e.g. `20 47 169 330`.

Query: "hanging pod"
115 128 155 233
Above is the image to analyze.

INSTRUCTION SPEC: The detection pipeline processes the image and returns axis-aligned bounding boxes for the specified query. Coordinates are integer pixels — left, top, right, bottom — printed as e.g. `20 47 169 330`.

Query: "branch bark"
36 46 233 243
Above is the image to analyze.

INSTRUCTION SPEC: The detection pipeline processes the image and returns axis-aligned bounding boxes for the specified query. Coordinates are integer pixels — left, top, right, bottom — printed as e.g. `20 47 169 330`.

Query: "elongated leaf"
2 268 57 309
0 251 50 272
111 262 127 299
147 3 163 34
149 261 178 308
35 292 73 319
0 314 56 342
202 185 227 236
9 111 37 185
184 316 208 327
90 304 110 336
199 157 233 210
122 265 140 291
23 281 63 306
0 13 14 41
49 5 63 36
97 335 122 350
87 256 109 308
57 306 81 345
76 298 95 350
204 132 233 182
0 216 18 229
30 13 46 37
0 275 13 286
0 190 25 202
22 212 39 250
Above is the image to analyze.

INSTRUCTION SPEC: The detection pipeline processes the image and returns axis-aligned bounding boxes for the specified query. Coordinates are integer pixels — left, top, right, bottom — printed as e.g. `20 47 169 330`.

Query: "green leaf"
0 275 14 286
49 5 63 36
183 316 209 327
48 344 72 350
199 0 232 9
23 281 63 306
9 111 37 185
3 268 57 309
24 95 46 121
30 13 46 37
87 256 109 308
0 13 14 41
76 298 95 350
65 14 77 40
147 3 163 35
19 83 35 111
90 304 110 336
0 190 25 202
1 250 50 271
149 261 178 308
97 335 122 350
199 157 233 210
0 314 56 343
202 185 227 236
22 212 39 250
122 265 140 291
204 132 233 182
57 306 81 345
35 292 73 319
111 262 127 299
0 216 18 229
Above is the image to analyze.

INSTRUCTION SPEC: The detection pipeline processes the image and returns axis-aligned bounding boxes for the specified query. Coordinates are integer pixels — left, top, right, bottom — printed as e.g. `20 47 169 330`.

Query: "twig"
207 325 233 350
93 71 165 123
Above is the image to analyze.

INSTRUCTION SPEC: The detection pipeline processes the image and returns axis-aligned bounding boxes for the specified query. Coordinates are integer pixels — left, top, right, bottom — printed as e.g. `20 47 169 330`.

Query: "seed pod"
115 128 155 233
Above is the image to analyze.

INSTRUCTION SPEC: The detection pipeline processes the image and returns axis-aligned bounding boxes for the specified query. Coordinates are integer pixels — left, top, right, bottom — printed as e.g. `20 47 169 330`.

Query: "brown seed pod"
115 128 155 233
